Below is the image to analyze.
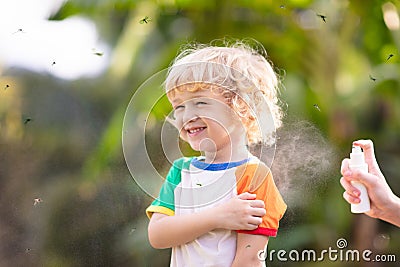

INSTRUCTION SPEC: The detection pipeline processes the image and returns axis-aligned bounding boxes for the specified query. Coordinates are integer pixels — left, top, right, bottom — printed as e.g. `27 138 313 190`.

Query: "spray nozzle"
350 145 366 166
352 146 363 153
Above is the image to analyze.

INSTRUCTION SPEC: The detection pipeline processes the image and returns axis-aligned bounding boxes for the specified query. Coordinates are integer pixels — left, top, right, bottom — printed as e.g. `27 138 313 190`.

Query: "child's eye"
174 105 184 110
196 101 207 105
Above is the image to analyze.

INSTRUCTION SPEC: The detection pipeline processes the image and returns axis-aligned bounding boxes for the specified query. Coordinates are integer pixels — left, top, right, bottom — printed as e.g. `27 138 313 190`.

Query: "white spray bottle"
349 146 371 213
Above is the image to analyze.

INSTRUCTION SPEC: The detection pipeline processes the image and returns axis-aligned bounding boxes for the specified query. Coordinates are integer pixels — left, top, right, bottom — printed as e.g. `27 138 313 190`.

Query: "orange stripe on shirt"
235 161 287 236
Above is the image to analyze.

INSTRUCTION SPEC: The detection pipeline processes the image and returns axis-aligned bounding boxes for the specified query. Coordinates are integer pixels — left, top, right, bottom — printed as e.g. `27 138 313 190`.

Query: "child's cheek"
171 118 186 140
179 132 188 142
197 108 223 122
177 127 189 142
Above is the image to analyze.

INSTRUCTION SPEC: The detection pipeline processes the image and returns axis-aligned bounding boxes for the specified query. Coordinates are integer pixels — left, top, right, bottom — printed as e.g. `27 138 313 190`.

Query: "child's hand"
214 192 266 231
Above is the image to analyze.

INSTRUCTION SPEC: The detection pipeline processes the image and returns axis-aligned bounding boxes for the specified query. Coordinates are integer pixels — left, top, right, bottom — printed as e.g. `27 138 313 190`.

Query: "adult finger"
343 191 360 204
350 169 379 189
341 158 350 176
352 139 381 175
340 177 360 197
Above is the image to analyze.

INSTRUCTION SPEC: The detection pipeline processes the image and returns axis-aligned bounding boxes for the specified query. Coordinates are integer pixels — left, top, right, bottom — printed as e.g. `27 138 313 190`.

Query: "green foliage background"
1 0 399 266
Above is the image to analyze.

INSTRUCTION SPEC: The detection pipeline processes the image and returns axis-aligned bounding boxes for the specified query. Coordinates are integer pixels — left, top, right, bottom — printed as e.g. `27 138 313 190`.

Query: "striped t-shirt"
146 156 287 267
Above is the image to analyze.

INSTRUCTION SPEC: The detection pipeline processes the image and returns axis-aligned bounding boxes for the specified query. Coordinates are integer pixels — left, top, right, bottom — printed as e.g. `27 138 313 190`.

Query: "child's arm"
231 162 286 266
148 192 266 248
231 233 268 267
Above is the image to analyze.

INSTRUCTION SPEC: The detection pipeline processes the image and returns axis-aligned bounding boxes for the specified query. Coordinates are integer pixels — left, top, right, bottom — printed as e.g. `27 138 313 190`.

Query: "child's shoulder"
164 157 195 184
246 157 271 172
171 156 195 171
236 157 272 192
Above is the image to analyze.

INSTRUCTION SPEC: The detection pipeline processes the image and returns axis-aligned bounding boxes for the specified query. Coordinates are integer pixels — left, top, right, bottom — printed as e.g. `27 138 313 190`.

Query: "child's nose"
182 105 199 123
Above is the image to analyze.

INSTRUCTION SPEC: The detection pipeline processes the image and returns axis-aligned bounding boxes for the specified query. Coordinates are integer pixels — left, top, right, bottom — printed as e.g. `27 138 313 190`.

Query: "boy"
146 41 287 266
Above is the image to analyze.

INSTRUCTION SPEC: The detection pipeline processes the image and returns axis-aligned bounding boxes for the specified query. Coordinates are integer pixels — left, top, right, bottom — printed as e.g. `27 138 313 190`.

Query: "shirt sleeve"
235 162 287 237
145 158 185 219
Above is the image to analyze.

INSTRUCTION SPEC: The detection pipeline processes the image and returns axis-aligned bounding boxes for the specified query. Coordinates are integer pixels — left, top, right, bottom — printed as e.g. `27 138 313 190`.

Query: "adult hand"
340 139 400 227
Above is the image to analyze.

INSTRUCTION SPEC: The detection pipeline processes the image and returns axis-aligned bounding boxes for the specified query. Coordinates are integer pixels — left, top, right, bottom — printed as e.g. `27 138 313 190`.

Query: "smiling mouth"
186 127 206 136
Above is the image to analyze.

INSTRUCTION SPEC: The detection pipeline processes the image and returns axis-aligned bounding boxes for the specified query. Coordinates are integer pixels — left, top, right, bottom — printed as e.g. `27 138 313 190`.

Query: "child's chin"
188 143 201 151
190 144 216 153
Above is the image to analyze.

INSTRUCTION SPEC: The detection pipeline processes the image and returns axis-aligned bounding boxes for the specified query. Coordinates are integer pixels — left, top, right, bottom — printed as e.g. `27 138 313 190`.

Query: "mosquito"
317 14 327 22
12 28 24 34
129 228 136 235
23 117 33 125
139 16 151 24
4 84 9 90
313 104 321 112
33 198 42 206
92 48 104 56
386 54 394 61
369 74 377 82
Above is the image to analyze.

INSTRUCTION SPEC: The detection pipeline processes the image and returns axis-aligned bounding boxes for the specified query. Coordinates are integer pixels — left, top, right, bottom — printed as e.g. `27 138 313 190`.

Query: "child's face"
168 86 245 153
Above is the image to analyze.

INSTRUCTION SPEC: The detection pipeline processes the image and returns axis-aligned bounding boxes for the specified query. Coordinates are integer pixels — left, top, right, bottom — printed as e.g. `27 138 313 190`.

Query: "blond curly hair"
165 40 284 146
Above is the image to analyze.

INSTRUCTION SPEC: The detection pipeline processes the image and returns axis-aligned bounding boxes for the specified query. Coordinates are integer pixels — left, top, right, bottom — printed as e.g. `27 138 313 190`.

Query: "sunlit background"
0 0 111 79
1 0 400 266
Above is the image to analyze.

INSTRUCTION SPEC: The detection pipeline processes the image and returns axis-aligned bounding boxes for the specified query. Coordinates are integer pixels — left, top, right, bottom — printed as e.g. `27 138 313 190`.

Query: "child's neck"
202 144 250 164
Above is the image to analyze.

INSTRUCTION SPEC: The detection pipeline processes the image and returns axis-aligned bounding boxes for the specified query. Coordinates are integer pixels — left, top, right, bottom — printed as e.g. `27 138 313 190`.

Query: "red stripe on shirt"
236 227 278 237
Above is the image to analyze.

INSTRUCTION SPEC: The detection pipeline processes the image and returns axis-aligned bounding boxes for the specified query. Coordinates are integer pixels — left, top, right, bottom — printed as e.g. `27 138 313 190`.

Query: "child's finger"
249 199 265 208
247 216 263 227
250 207 266 217
243 224 257 230
238 192 256 200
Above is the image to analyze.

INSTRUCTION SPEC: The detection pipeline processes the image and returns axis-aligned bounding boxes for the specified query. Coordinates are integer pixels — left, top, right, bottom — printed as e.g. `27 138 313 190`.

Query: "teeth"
188 127 205 134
